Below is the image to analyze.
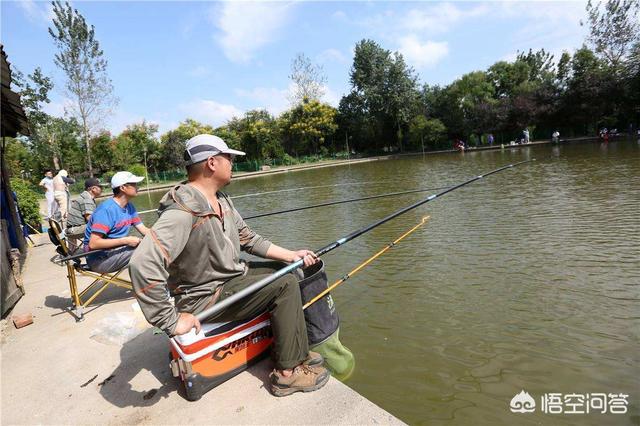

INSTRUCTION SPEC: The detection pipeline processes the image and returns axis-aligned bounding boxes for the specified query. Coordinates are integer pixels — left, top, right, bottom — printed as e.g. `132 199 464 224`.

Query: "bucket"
298 260 355 380
298 260 339 345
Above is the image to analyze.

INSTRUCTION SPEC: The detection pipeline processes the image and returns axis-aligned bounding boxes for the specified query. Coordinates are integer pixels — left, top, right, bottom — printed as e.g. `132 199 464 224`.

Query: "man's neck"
113 194 129 208
188 180 221 207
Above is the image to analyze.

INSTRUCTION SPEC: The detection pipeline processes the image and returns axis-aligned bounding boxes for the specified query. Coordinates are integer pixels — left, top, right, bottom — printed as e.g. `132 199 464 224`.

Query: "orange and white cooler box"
169 312 273 401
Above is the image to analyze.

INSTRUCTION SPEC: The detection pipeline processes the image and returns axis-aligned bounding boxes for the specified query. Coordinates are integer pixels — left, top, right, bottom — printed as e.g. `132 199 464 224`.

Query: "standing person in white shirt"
39 169 57 220
52 169 75 226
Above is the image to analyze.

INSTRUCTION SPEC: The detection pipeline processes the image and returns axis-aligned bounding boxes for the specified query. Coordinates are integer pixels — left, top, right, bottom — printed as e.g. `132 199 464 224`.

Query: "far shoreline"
36 134 626 219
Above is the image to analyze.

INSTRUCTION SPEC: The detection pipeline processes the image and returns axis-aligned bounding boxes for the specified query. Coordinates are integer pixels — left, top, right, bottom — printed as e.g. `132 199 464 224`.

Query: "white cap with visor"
111 171 144 188
184 134 246 166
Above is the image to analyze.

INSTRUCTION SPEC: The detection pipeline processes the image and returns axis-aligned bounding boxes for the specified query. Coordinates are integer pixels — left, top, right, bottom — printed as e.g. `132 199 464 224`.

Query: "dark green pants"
203 261 309 370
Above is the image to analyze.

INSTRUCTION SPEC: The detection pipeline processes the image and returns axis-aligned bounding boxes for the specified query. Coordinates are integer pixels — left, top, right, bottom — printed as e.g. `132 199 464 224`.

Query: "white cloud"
317 48 349 65
18 0 54 26
500 52 519 63
322 85 341 107
404 3 469 34
236 83 341 112
41 99 69 118
397 36 449 69
187 66 210 78
211 2 293 64
346 1 587 73
332 10 347 21
492 0 586 24
178 99 243 127
235 86 291 115
491 1 588 64
107 114 173 138
107 109 147 135
356 2 487 37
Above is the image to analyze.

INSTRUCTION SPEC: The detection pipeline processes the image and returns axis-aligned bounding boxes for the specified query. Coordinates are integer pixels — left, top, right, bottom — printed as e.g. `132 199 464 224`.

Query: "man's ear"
204 157 216 174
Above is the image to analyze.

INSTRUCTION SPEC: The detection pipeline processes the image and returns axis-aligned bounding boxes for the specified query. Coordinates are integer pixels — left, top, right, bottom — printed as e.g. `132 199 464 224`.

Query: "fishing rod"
303 215 430 310
195 158 534 322
243 186 450 220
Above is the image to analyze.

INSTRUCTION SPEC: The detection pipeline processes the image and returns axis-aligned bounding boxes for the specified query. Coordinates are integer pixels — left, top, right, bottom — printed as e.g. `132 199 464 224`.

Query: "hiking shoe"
303 351 324 367
269 365 330 397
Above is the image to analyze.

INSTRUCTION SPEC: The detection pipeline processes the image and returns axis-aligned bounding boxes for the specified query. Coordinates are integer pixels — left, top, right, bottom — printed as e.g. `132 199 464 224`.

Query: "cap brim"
222 148 246 156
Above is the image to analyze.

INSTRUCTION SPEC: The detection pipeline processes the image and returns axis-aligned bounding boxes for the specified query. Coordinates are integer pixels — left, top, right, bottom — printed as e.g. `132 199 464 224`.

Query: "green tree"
49 0 118 176
345 39 420 152
12 67 53 134
280 100 338 156
11 67 87 178
583 0 640 69
408 116 447 151
39 116 84 173
90 131 115 174
3 138 32 179
11 67 62 172
213 125 242 152
336 92 375 153
10 178 42 229
160 119 214 169
111 121 161 171
239 110 283 160
562 47 610 134
434 71 496 140
624 40 640 125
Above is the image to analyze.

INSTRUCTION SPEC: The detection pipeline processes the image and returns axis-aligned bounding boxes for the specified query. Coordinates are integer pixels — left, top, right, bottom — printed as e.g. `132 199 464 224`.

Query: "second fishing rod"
195 158 534 322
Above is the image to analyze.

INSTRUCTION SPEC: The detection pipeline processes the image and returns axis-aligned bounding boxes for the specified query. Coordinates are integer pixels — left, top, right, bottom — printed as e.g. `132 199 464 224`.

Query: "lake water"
132 140 639 425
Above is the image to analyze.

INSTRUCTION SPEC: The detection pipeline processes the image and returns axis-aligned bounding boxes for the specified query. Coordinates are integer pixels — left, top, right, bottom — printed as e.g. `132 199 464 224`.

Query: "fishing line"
243 186 450 220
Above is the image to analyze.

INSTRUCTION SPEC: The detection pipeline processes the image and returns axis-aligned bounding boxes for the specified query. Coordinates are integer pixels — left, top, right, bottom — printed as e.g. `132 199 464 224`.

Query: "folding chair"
48 219 132 321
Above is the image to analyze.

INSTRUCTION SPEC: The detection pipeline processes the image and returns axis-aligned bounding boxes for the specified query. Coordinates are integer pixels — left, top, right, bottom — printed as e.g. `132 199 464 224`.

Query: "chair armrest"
53 249 105 264
61 249 105 262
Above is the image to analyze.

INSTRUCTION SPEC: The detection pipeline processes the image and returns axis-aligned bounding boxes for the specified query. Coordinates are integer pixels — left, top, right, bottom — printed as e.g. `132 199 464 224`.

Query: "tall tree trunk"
83 120 93 177
49 134 60 170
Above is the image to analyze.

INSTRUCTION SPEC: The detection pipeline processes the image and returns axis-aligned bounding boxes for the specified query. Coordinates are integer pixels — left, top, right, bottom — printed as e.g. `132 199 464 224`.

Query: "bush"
101 170 117 185
68 180 85 195
128 164 147 179
282 153 299 165
10 178 42 230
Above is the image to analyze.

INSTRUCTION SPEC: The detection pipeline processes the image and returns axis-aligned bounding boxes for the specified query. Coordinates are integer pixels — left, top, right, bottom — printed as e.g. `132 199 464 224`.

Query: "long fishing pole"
303 215 431 310
195 159 534 322
243 186 450 220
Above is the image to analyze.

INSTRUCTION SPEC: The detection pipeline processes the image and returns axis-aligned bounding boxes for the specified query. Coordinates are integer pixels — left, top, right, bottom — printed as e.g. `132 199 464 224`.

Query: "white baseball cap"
183 134 245 166
111 171 144 188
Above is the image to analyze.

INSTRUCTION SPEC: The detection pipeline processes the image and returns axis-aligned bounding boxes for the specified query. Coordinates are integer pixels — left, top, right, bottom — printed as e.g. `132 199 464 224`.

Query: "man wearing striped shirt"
66 177 103 248
83 171 150 273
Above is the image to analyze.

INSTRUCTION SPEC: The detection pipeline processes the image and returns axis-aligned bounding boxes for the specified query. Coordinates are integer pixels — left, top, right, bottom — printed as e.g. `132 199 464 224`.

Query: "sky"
2 0 589 135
